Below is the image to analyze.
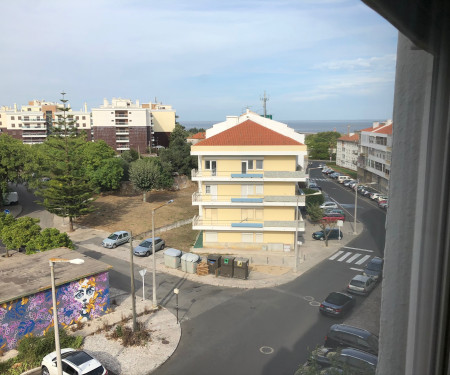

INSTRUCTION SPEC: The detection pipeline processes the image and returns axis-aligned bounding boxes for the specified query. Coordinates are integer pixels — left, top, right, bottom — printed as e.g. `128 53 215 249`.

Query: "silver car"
133 237 165 257
101 230 130 248
347 274 376 295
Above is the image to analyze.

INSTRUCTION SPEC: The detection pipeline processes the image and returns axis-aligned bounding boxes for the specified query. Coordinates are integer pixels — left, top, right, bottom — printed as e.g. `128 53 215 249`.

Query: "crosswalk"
328 249 373 270
310 178 337 182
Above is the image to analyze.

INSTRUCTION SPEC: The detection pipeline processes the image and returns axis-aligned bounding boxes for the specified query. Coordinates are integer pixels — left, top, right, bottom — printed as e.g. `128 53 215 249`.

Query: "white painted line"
343 246 374 253
346 253 362 263
355 255 371 265
329 251 344 260
350 267 364 272
337 252 352 262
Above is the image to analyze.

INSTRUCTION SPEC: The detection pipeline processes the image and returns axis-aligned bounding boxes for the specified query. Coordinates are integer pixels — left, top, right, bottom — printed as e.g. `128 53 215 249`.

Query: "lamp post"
49 257 85 375
353 180 359 235
173 288 179 324
152 199 174 308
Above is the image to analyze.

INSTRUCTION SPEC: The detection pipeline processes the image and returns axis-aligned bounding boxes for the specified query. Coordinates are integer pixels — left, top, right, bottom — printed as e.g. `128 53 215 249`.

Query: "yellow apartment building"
191 111 307 251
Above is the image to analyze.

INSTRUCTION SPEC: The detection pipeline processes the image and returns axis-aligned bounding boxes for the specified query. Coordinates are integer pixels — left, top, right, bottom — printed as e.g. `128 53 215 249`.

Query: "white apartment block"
0 100 90 144
357 120 393 194
336 133 359 171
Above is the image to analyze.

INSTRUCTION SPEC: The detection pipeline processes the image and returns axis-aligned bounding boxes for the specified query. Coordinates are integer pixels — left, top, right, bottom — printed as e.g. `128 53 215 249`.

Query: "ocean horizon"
181 119 385 134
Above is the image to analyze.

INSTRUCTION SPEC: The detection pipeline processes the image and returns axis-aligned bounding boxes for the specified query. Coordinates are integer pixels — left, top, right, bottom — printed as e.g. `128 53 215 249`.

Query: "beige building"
336 132 359 171
191 110 307 251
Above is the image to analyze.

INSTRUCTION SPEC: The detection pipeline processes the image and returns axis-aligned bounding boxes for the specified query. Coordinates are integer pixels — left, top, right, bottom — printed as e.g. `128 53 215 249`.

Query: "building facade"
336 133 359 171
191 111 307 251
0 100 91 144
91 98 176 152
357 120 393 194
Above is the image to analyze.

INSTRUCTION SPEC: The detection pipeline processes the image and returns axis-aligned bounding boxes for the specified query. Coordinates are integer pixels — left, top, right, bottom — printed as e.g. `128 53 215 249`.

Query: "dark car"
312 228 343 241
363 257 384 281
324 208 346 217
319 292 355 317
324 324 379 355
310 347 378 374
329 172 340 179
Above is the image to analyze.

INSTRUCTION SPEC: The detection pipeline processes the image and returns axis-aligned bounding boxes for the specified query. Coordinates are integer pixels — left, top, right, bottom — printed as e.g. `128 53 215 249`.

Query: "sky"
0 0 398 122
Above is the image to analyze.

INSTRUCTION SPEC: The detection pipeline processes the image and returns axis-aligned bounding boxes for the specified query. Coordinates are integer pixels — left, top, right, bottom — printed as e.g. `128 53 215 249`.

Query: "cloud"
314 55 397 71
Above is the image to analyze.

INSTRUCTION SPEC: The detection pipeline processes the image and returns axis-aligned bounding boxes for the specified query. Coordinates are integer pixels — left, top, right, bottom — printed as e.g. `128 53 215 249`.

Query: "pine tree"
36 93 96 231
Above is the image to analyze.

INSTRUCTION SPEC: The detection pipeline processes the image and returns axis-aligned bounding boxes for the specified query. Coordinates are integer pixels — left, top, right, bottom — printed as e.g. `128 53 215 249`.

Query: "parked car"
369 192 382 200
308 347 377 374
308 182 322 191
363 188 377 197
322 168 332 174
319 292 355 317
337 176 351 183
378 201 388 209
133 237 165 257
41 348 108 375
2 191 18 206
329 172 340 179
347 274 376 295
363 257 384 281
320 201 338 209
312 228 343 241
324 324 379 355
101 231 130 249
343 180 354 187
322 213 345 222
376 195 389 202
347 181 358 189
324 169 335 175
324 208 346 217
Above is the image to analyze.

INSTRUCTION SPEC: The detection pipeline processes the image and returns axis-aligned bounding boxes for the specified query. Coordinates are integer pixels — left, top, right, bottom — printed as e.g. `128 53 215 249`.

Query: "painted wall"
152 111 175 133
0 272 110 351
264 155 296 171
264 182 295 196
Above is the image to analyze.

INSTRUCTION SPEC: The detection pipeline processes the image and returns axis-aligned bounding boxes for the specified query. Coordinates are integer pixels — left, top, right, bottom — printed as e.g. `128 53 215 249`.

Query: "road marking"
310 301 321 307
355 255 371 265
350 267 364 272
337 252 352 262
329 251 344 260
346 253 362 263
260 346 274 355
343 246 374 253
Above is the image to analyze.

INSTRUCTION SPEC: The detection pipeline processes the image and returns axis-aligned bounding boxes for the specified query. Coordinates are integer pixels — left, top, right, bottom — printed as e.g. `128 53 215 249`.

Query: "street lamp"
49 257 85 375
151 199 174 308
173 288 179 324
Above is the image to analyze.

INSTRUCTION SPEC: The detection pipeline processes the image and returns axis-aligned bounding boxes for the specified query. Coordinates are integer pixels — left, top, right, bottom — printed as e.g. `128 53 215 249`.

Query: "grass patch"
325 162 357 179
162 223 199 252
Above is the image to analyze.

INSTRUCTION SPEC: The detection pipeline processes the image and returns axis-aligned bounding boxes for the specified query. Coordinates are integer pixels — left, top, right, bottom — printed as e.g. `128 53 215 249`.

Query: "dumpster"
234 257 249 280
164 248 182 269
220 256 235 278
207 254 222 274
181 253 200 273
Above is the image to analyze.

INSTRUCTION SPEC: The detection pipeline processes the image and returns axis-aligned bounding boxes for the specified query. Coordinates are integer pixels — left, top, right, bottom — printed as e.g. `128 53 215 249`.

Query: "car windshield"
367 262 382 271
139 241 152 248
108 234 118 240
325 293 348 304
84 365 106 375
350 280 366 287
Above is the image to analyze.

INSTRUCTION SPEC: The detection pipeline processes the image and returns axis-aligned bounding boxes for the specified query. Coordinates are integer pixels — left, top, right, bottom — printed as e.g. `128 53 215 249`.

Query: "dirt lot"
76 181 199 251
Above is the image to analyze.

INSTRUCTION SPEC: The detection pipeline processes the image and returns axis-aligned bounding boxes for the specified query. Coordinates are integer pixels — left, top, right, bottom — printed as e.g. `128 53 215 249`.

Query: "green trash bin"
234 257 249 280
220 256 235 277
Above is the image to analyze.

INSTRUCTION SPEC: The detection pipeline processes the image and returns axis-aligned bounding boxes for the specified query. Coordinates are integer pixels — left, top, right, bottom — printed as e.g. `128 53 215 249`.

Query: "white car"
320 201 338 210
347 274 376 295
41 348 107 375
101 230 130 248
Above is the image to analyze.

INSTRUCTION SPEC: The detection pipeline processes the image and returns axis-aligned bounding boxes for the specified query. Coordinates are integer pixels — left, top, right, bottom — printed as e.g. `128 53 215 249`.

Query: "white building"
336 132 359 171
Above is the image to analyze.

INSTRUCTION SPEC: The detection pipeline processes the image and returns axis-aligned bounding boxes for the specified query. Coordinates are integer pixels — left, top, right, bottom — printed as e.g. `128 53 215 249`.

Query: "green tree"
0 134 28 196
26 227 74 254
1 217 41 252
159 123 197 176
79 140 116 171
129 157 173 201
35 93 96 231
90 158 124 191
121 149 139 163
306 203 324 222
0 212 16 257
305 131 342 160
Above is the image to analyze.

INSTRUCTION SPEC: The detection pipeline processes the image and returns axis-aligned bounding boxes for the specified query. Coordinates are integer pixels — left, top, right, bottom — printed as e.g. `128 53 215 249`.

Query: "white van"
337 175 351 183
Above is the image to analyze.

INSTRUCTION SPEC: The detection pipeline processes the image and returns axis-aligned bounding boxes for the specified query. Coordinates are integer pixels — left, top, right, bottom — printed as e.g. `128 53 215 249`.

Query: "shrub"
26 228 74 254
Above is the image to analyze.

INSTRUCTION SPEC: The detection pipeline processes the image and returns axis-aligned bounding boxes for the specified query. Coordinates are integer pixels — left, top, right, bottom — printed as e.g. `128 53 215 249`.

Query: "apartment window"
83 123 86 127
18 116 21 120
205 185 211 194
255 185 264 195
248 160 254 169
12 124 15 127
111 112 113 114
19 124 21 128
11 116 14 120
205 232 218 243
255 233 263 243
27 108 31 111
242 233 254 243
256 160 263 169
82 116 86 120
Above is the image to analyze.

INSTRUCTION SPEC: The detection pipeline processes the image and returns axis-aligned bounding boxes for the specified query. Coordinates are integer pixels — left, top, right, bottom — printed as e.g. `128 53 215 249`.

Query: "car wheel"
146 251 150 257
112 243 117 249
42 366 50 375
161 244 165 250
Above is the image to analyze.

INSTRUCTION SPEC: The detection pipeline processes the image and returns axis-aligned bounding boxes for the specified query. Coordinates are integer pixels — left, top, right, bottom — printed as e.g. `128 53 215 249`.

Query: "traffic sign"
3 209 10 215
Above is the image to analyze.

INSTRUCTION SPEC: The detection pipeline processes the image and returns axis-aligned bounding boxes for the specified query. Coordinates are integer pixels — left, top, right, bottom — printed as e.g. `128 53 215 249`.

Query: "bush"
303 188 325 207
26 228 74 254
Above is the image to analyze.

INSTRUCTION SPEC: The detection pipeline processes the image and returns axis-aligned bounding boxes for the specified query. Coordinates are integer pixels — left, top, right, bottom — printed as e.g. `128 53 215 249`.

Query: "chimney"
136 99 140 107
103 98 108 106
84 102 88 113
14 103 17 111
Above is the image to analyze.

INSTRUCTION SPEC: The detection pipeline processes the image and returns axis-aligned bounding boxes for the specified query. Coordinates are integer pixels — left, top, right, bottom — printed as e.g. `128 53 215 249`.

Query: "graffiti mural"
0 272 110 351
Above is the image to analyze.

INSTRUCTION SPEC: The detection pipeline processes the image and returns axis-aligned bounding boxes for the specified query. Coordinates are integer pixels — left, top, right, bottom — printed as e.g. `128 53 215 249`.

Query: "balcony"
192 192 305 206
192 215 305 232
22 118 46 123
22 133 48 138
116 130 129 135
115 114 128 118
191 169 306 182
116 137 129 142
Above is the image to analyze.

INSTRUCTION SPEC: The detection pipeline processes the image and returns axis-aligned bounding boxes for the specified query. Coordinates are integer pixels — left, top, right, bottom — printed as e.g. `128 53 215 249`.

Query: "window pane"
256 160 263 169
205 160 211 169
248 160 254 169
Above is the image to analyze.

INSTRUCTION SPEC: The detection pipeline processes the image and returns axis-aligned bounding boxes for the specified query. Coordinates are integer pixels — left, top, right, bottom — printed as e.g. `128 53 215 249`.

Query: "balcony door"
241 161 247 174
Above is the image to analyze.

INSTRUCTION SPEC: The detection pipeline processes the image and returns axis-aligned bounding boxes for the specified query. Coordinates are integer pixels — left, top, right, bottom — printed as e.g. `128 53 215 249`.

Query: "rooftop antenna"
260 91 269 117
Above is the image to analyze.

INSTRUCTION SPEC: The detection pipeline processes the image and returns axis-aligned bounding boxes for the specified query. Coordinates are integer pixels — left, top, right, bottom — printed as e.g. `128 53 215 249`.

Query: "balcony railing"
192 192 306 205
191 169 306 180
22 133 48 138
192 215 305 231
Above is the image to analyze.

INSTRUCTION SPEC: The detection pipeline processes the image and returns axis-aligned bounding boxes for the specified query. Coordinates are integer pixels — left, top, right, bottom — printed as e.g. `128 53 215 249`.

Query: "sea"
181 119 379 134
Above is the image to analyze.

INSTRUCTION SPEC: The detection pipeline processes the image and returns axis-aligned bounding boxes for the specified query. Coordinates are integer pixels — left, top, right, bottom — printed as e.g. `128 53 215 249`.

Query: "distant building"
0 100 91 144
336 132 360 171
187 132 206 145
191 110 307 251
0 248 112 350
91 98 176 152
357 120 393 194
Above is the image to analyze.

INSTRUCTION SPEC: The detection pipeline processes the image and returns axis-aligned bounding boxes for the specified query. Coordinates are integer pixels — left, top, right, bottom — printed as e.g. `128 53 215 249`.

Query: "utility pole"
129 231 138 332
260 91 269 117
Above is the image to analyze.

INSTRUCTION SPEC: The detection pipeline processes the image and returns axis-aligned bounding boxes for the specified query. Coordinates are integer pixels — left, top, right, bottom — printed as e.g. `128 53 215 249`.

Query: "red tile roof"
361 123 393 135
338 133 359 142
188 132 206 139
193 120 304 146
